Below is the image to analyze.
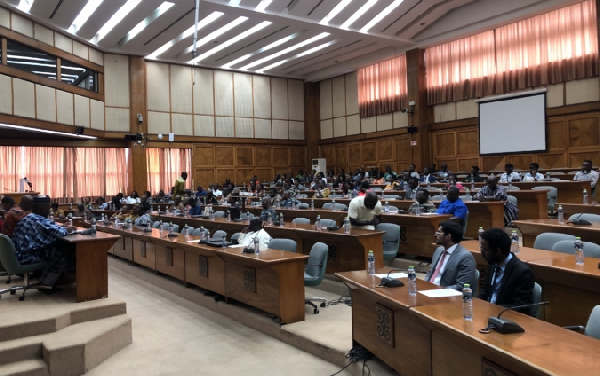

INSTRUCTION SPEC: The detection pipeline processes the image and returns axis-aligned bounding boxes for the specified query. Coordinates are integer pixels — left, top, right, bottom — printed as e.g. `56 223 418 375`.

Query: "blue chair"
564 305 600 340
375 223 400 260
267 238 297 252
531 282 543 318
533 233 576 250
304 242 328 314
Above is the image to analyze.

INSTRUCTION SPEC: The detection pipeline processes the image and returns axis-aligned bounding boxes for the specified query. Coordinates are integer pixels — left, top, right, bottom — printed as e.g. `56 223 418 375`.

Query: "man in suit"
425 220 476 291
479 227 534 314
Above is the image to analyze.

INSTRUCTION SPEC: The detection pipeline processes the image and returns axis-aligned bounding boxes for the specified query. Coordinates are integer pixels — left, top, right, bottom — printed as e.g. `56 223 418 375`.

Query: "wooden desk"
507 189 548 219
99 225 308 324
513 219 600 247
513 180 591 203
413 298 600 376
555 202 600 218
59 231 119 302
336 270 462 376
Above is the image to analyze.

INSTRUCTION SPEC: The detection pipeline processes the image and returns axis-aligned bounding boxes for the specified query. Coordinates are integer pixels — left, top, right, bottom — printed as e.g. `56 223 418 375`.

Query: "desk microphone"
568 201 598 226
210 224 223 239
379 269 406 288
487 301 549 334
327 212 347 230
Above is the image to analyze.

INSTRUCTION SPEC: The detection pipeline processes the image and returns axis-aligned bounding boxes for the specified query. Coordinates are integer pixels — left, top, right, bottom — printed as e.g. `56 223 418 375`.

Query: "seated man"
574 160 598 196
403 177 420 200
464 166 484 182
237 217 273 250
0 196 16 230
479 227 534 314
195 186 207 197
227 196 241 220
523 163 544 182
408 189 437 214
50 202 65 218
73 203 92 220
260 197 278 223
2 195 32 236
188 197 202 216
437 163 451 181
436 187 467 225
348 192 382 230
11 196 75 289
425 220 476 291
499 163 521 183
408 164 420 179
475 175 519 226
420 167 437 184
384 165 398 181
133 205 153 227
96 196 109 210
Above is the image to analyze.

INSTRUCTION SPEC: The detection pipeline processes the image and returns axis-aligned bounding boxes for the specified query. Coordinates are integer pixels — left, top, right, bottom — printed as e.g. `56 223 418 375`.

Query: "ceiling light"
320 0 351 25
121 2 174 44
360 0 403 33
93 0 143 43
69 0 105 34
259 41 336 72
255 0 272 13
228 0 242 6
0 123 97 139
17 0 34 13
221 33 298 69
146 12 223 59
183 16 248 56
341 0 378 30
190 21 271 64
240 32 329 70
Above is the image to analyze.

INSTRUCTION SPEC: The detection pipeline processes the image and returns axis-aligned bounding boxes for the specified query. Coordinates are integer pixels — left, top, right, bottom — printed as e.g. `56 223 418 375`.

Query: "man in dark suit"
479 227 534 314
425 220 476 291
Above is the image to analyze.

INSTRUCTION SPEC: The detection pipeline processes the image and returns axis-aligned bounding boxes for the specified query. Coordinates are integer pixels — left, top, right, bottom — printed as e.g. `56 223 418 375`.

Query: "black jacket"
479 255 534 314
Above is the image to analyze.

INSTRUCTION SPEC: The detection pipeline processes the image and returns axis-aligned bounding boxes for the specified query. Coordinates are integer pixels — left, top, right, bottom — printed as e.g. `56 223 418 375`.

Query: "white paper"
229 244 246 248
375 273 407 279
419 289 462 297
186 240 202 243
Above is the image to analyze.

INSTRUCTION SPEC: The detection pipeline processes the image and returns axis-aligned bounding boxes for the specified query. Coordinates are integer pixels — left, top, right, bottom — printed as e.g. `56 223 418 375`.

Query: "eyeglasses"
434 231 444 236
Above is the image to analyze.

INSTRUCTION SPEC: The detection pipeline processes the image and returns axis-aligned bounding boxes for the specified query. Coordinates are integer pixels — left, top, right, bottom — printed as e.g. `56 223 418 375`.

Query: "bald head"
364 192 379 210
486 175 498 190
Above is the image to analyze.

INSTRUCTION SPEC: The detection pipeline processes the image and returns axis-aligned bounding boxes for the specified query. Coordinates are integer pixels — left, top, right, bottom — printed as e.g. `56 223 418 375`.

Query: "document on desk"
375 273 407 279
419 289 462 297
186 240 202 243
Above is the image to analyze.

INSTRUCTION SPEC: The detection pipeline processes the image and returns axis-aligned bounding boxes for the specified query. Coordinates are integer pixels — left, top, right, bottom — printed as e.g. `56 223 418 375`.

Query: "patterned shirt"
408 202 437 214
134 213 153 227
11 213 67 264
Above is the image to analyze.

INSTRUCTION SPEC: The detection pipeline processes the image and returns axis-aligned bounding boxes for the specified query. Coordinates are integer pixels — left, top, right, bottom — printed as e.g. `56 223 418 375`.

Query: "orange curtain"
426 0 598 105
23 147 70 199
73 148 128 200
146 148 192 194
104 148 128 196
358 55 408 117
0 146 21 194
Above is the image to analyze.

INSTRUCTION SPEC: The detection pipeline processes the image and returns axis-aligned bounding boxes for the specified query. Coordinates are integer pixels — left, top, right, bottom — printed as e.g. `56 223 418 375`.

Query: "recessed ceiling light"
320 0 352 25
17 0 35 13
69 0 105 34
121 1 175 44
182 16 248 56
240 32 329 71
146 11 224 59
259 41 336 72
341 0 378 30
190 21 271 64
93 0 143 43
255 0 273 13
221 33 299 69
360 0 403 33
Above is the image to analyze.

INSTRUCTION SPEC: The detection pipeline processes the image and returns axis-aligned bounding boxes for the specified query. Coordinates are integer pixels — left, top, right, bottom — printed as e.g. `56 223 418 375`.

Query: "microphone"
487 301 549 334
210 224 223 239
568 201 598 226
379 269 406 288
327 212 347 230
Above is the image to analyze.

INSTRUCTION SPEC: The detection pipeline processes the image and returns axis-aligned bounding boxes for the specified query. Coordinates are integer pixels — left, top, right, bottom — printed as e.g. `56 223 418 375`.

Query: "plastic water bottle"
367 250 375 275
331 198 336 211
183 224 189 236
158 205 161 212
381 190 385 200
168 222 174 234
557 205 565 225
221 234 226 248
415 203 421 216
280 212 284 227
268 213 273 226
583 189 589 204
291 201 296 210
311 199 315 210
101 212 105 222
408 266 417 296
427 180 431 190
209 209 214 221
510 230 519 254
159 220 163 233
253 237 260 255
508 178 513 191
343 217 350 234
478 227 484 239
439 188 444 201
470 180 475 192
68 216 73 227
227 211 231 222
316 215 321 231
48 209 55 223
90 218 97 234
575 237 584 265
463 283 473 321
384 201 389 213
69 202 73 210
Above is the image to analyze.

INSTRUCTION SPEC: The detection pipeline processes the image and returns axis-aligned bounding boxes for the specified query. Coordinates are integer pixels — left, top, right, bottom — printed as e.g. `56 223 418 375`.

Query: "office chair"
191 227 205 236
267 238 297 252
151 220 161 228
533 233 576 250
564 305 600 340
0 234 53 301
292 218 310 225
472 269 480 297
319 218 336 227
208 230 228 242
531 282 543 318
552 240 600 258
213 211 225 218
161 223 180 232
375 223 400 260
231 232 241 245
507 195 517 206
304 242 328 314
531 186 557 211
297 203 309 209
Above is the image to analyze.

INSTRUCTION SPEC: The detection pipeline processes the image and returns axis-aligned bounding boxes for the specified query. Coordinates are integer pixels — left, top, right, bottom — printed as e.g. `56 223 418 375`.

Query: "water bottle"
276 199 280 209
168 221 174 234
367 250 375 275
183 224 189 236
158 205 161 212
575 237 584 265
462 283 473 321
268 213 273 226
68 215 73 227
343 217 350 234
209 209 215 221
478 227 484 239
316 215 321 231
510 230 519 254
464 188 471 202
90 218 97 234
427 180 431 190
227 211 231 222
279 212 284 227
101 212 105 222
439 188 444 201
508 178 512 191
583 189 589 204
159 220 163 233
311 199 315 210
253 237 260 255
204 229 210 242
557 205 565 225
384 201 389 213
48 208 55 223
221 234 226 248
381 190 385 200
470 180 475 192
69 202 73 210
199 227 205 242
246 214 250 225
291 201 296 210
415 203 421 216
408 266 417 296
331 198 336 211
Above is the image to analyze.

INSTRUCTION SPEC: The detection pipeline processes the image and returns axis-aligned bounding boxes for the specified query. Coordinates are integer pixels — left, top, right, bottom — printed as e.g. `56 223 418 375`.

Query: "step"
0 360 48 376
0 337 43 367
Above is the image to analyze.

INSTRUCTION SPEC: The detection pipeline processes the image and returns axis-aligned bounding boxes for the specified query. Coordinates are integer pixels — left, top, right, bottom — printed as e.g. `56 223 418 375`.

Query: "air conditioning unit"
312 158 326 174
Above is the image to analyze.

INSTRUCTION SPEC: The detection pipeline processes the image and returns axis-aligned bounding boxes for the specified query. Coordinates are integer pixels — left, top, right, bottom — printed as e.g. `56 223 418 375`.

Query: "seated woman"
50 202 65 218
447 175 464 192
408 189 437 214
96 196 109 210
372 172 386 184
237 217 272 250
73 203 92 220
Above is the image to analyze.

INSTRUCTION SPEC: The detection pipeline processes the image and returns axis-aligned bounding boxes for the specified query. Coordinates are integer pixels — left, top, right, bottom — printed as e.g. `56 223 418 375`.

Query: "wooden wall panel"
457 130 478 155
568 115 599 148
216 168 235 184
335 145 347 166
348 143 361 165
273 148 289 166
321 145 335 166
237 147 253 166
216 146 235 165
255 148 271 166
395 137 410 162
434 133 456 157
195 169 215 186
290 147 305 166
481 156 504 172
570 151 600 167
377 140 393 161
539 153 567 168
547 118 567 150
508 155 533 170
457 158 479 172
236 168 255 184
255 168 273 182
362 142 377 163
193 146 215 166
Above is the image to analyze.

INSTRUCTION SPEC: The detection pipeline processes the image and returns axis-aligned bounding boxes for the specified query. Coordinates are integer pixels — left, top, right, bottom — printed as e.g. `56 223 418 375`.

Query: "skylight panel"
360 0 403 33
221 33 298 69
182 16 248 56
123 2 175 44
69 0 105 34
258 41 336 72
320 0 351 25
93 0 143 43
17 0 34 13
341 0 378 30
255 0 273 13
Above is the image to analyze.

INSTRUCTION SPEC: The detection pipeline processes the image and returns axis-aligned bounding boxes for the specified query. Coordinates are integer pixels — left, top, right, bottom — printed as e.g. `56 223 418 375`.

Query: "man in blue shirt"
188 197 202 216
436 186 467 225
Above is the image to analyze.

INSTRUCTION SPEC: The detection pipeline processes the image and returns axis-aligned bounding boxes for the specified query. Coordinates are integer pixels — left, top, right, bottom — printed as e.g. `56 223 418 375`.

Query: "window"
357 55 408 118
61 59 98 92
6 39 57 79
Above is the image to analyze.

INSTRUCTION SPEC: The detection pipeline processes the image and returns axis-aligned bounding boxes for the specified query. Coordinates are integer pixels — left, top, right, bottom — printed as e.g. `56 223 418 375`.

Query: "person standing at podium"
425 220 476 291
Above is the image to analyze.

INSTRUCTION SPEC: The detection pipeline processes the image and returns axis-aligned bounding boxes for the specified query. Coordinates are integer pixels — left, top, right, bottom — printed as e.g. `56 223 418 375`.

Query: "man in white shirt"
238 217 273 250
523 163 544 181
499 163 521 183
574 160 599 197
348 192 382 230
425 220 476 291
409 164 420 180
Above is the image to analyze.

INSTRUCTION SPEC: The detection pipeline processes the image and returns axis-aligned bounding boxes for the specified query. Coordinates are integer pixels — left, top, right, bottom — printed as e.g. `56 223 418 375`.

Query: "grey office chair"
472 269 480 297
567 213 600 224
322 203 332 209
375 223 400 260
532 186 557 211
297 203 310 209
240 212 254 220
383 205 399 213
152 220 161 228
531 282 543 318
267 238 297 252
304 242 329 314
213 211 225 218
292 218 311 224
0 234 54 301
507 195 518 206
323 203 347 211
533 233 576 250
161 223 180 232
231 232 241 244
191 227 205 236
208 230 228 242
564 305 600 340
552 240 600 258
319 218 336 227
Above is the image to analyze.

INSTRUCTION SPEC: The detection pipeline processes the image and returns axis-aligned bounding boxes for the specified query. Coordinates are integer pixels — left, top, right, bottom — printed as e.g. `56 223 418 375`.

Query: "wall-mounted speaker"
76 126 84 135
407 126 418 134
